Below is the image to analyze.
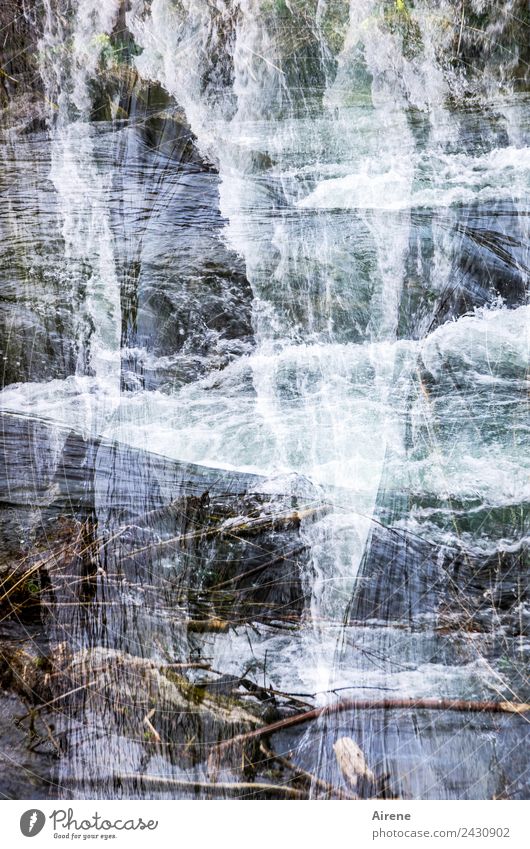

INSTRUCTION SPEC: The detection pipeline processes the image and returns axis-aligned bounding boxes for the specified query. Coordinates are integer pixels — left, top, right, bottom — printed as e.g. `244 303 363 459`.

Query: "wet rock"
400 202 529 340
350 521 528 635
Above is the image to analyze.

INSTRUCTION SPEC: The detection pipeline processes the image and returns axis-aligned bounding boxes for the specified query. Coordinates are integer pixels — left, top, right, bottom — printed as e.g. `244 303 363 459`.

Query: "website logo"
20 810 46 837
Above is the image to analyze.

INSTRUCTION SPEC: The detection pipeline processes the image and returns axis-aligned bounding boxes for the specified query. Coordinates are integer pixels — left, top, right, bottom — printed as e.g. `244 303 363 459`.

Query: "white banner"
3 800 529 849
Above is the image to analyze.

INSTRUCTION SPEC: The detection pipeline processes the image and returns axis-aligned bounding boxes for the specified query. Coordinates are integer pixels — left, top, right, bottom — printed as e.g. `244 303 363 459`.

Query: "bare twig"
456 1 465 57
143 708 162 743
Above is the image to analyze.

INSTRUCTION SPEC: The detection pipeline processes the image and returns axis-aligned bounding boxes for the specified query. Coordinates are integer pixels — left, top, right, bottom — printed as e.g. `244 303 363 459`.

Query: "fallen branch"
240 678 313 710
119 505 327 562
109 774 306 798
215 697 530 752
0 68 18 84
17 680 98 722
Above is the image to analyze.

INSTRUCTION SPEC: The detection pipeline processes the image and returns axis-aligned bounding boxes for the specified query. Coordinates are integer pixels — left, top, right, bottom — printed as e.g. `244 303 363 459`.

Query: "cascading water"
0 0 528 799
38 0 123 429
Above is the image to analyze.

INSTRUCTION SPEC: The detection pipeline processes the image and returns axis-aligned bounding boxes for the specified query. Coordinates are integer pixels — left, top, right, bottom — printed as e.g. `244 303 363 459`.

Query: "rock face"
0 1 45 128
401 201 530 340
0 119 254 392
349 522 528 635
0 412 312 611
0 412 316 798
1 2 254 391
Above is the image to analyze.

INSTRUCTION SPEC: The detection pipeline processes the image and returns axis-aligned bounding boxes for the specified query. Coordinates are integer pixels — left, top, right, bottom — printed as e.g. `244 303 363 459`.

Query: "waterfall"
125 0 529 683
0 0 528 799
38 0 123 430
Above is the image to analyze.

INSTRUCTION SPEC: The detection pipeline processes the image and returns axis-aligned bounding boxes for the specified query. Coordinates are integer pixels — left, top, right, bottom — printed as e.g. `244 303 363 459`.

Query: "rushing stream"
0 0 529 799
